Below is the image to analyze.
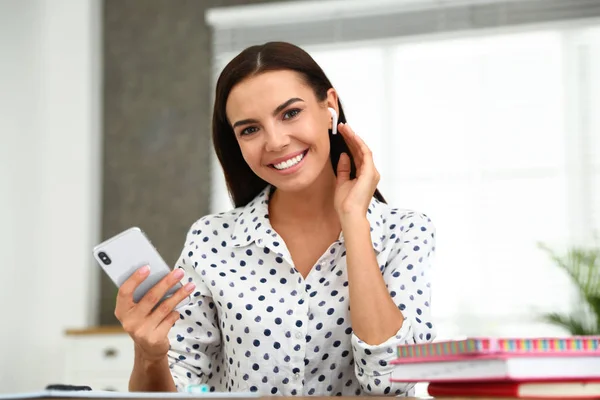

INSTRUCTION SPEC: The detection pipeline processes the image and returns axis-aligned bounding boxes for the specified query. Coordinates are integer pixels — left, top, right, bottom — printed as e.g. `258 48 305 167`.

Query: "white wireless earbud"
328 107 338 135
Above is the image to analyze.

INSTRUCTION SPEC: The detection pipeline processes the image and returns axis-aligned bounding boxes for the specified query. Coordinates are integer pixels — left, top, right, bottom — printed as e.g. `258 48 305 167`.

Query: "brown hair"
212 41 386 208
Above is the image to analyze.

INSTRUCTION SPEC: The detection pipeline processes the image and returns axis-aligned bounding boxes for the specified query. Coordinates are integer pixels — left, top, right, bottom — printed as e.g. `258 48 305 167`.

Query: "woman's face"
225 70 338 193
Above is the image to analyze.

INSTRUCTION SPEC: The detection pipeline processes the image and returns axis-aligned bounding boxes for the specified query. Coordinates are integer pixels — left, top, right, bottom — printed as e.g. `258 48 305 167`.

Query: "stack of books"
391 336 600 398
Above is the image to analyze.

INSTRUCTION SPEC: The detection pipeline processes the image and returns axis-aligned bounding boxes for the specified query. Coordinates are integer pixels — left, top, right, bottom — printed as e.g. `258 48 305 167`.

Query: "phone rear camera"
98 251 112 265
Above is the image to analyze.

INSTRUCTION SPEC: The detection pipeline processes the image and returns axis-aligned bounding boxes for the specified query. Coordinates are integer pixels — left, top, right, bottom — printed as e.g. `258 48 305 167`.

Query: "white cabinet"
63 327 134 392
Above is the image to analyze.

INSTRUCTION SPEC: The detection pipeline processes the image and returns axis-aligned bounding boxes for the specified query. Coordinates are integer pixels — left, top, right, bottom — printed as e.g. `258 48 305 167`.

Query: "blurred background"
1 0 599 395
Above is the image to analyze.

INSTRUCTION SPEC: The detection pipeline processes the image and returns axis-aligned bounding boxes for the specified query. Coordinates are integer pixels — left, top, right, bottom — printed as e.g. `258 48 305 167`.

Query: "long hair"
212 41 386 208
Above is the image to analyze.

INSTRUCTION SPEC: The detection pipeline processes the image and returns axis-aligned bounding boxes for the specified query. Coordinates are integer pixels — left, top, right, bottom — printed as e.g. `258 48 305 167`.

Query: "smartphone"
93 227 190 310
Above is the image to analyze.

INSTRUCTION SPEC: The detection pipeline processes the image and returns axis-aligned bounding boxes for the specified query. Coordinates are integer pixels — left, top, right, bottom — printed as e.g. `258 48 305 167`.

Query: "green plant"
537 242 600 335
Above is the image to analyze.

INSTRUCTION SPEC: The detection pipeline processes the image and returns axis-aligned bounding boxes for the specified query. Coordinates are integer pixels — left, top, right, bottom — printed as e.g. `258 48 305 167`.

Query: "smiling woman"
112 41 437 397
226 70 336 195
211 41 386 208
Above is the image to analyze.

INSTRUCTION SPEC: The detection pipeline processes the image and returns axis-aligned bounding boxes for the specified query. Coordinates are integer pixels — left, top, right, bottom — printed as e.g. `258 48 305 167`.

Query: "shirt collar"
229 185 387 252
229 185 273 248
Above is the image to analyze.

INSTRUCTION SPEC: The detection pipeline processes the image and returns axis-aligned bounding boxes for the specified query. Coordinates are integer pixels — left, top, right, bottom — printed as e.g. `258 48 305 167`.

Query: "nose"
264 126 290 152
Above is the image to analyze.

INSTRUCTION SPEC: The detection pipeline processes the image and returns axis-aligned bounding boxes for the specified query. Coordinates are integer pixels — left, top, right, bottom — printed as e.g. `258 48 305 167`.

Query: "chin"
264 172 319 193
271 178 317 194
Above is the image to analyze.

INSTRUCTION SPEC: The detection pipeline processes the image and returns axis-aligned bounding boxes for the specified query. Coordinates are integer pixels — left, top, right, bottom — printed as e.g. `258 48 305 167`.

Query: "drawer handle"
103 348 118 358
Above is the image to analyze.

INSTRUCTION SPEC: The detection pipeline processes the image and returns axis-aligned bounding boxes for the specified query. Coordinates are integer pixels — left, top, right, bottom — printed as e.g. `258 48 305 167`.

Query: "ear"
326 88 339 115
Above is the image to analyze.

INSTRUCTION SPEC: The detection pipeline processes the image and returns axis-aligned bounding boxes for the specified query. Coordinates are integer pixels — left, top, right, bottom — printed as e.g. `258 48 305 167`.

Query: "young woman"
115 42 436 397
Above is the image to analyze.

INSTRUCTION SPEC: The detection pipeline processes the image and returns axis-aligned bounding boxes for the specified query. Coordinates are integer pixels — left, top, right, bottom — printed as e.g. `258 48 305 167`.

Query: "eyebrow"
231 97 304 129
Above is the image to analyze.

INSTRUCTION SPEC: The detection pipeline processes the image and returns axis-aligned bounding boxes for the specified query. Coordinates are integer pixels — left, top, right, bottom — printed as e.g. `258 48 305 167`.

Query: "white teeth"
273 152 305 170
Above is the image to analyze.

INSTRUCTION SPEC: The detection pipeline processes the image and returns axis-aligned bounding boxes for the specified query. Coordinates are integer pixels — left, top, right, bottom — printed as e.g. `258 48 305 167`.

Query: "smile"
270 150 308 171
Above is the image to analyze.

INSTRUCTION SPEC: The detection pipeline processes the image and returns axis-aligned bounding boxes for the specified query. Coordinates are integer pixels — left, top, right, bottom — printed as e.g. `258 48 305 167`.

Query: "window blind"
206 0 600 55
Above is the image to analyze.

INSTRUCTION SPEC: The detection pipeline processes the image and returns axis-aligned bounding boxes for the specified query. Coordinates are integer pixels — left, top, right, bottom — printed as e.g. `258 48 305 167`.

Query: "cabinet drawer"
64 334 134 374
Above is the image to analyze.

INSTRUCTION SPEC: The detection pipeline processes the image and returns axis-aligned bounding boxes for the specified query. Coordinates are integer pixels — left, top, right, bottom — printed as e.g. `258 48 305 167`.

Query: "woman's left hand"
333 122 380 219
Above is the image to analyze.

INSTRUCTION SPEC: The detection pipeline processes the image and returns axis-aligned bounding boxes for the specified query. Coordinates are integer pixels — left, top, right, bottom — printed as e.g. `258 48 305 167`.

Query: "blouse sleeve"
351 211 437 396
166 221 223 391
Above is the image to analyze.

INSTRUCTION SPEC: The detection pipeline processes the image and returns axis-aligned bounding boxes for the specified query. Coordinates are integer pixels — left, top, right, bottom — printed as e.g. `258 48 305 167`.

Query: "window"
589 28 600 236
210 23 600 340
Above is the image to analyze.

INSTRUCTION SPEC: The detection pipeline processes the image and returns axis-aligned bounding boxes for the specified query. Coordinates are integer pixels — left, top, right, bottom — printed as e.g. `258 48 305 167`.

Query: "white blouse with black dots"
167 185 436 397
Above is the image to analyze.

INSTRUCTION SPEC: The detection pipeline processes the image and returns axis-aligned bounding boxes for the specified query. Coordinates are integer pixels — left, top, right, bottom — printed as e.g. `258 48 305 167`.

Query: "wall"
100 0 295 325
0 0 101 392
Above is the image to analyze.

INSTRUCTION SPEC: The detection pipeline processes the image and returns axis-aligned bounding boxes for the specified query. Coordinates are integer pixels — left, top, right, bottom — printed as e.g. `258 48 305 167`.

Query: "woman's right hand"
114 266 196 362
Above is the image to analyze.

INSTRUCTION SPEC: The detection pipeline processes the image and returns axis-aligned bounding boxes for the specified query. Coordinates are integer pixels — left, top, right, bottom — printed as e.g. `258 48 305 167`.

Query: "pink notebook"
389 353 600 383
396 336 600 360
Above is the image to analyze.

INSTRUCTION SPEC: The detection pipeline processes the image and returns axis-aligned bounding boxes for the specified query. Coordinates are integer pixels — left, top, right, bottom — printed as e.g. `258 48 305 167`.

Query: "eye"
240 126 258 136
282 108 302 120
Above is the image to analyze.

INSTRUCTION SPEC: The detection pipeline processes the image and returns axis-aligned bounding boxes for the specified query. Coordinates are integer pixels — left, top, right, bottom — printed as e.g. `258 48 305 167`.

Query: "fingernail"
138 265 150 275
173 268 184 279
184 283 196 292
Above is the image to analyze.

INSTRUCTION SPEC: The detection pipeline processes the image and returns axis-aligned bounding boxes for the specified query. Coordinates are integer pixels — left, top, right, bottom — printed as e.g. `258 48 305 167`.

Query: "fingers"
338 123 361 166
136 268 186 316
114 267 190 362
144 311 180 348
347 124 372 161
154 311 182 339
336 152 351 185
352 134 377 178
148 280 196 327
115 265 151 315
338 123 377 177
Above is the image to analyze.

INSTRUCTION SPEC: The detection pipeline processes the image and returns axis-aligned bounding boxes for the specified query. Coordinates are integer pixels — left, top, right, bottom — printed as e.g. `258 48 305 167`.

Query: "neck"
268 167 337 225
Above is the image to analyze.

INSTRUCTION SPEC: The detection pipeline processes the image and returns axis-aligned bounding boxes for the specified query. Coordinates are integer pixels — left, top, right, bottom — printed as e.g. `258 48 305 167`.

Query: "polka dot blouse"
167 185 436 396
